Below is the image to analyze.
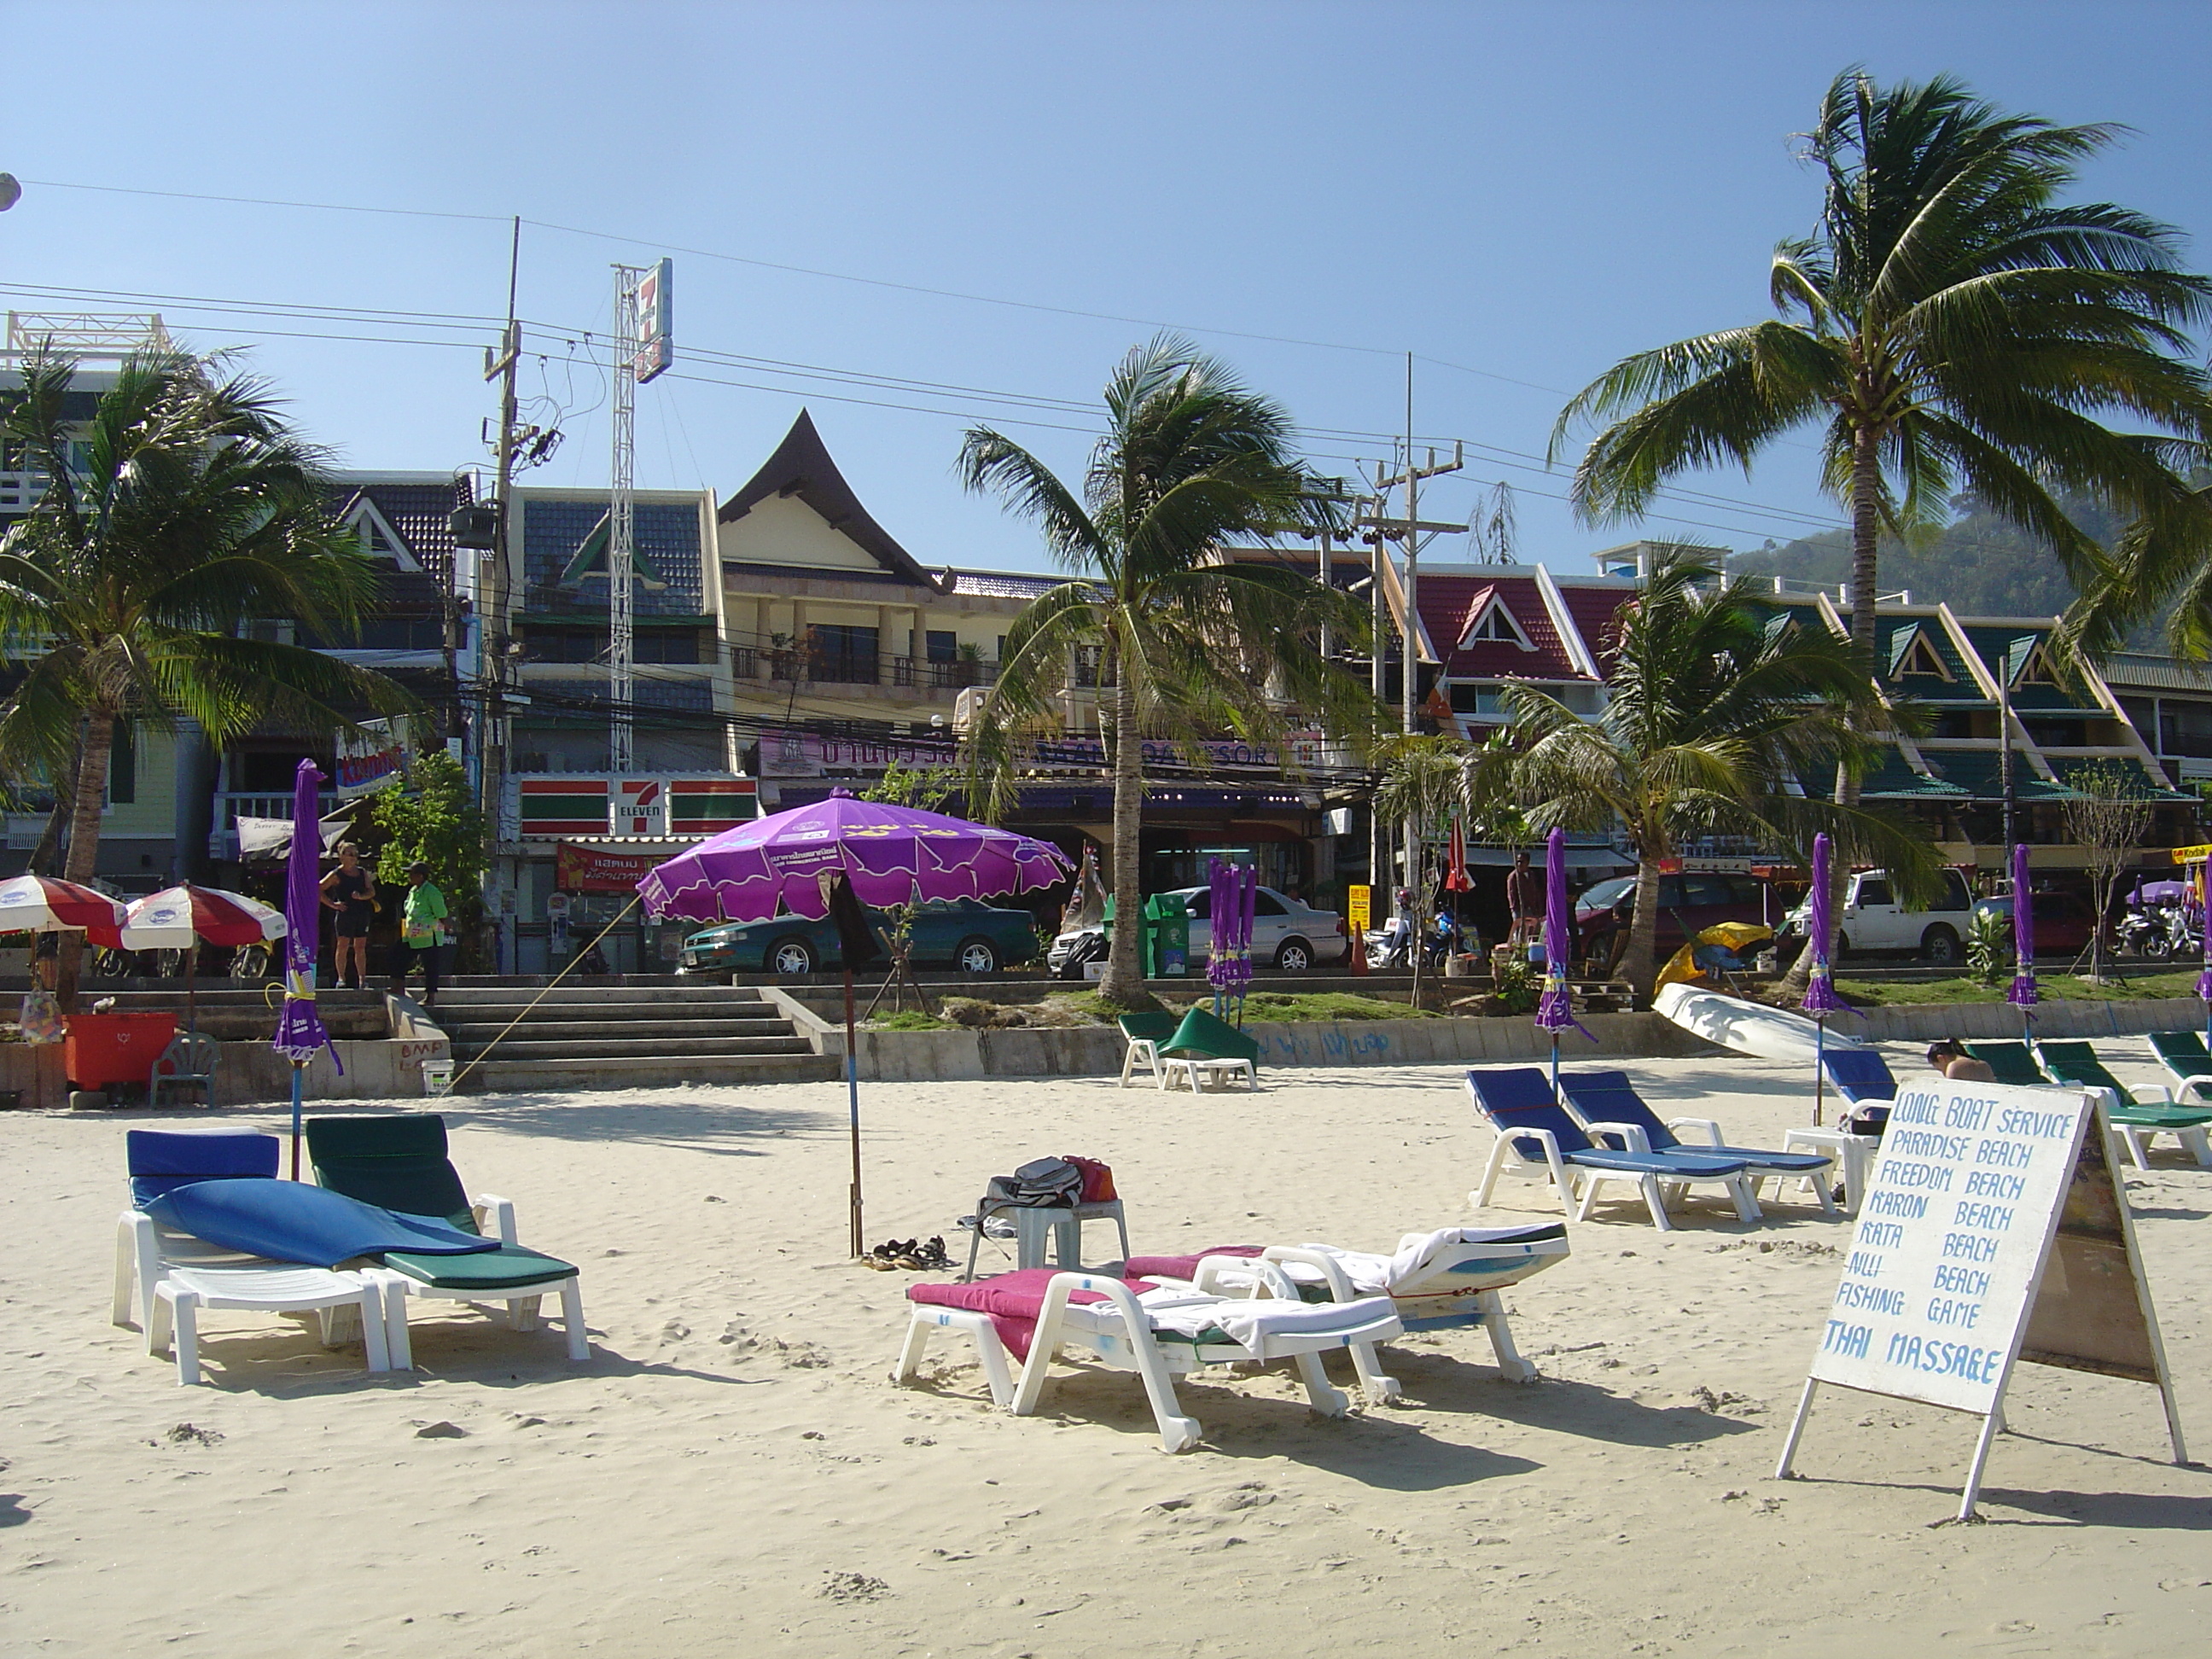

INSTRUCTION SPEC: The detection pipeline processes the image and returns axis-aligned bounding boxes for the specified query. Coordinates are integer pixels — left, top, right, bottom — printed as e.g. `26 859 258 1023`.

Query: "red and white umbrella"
0 874 125 946
119 885 288 950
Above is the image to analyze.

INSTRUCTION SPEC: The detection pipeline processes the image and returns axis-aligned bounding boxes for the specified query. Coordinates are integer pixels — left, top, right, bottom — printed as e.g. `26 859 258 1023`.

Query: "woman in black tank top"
320 841 378 989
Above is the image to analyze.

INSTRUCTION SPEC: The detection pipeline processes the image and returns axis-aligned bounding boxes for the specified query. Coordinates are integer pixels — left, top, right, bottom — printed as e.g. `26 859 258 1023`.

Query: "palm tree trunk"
1099 672 1149 1007
55 709 116 1013
26 723 86 877
1621 843 1664 1001
1780 422 1883 999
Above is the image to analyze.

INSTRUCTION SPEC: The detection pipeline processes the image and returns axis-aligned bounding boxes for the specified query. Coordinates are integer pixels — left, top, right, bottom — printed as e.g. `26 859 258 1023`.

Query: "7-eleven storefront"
504 775 760 973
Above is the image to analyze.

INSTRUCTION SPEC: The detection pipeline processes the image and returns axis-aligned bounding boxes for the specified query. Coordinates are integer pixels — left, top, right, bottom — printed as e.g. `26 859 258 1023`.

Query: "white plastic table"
1782 1127 1876 1213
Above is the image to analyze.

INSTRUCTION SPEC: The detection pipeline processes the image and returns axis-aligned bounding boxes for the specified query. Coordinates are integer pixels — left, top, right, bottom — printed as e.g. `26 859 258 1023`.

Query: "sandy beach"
5 1046 2209 1656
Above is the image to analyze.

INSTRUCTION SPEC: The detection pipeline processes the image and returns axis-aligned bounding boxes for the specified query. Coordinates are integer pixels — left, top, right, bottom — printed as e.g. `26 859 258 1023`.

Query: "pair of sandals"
862 1236 952 1272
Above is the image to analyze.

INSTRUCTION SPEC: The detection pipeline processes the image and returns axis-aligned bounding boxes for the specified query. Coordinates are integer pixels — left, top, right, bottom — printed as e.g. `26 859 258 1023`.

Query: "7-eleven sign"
620 779 662 835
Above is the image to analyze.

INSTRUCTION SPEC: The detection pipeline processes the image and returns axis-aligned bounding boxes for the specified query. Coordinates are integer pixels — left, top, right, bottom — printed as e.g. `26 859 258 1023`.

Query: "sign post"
1346 883 1371 978
1776 1079 2185 1519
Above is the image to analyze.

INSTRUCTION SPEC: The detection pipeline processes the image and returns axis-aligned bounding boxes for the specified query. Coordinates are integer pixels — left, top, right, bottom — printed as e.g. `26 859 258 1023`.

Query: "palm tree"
1553 68 2211 987
1371 734 1471 1005
0 348 409 1005
1481 550 1938 997
958 335 1379 1007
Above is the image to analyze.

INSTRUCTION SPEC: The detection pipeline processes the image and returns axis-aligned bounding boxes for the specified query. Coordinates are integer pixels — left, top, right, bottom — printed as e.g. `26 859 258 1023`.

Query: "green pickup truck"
678 897 1044 977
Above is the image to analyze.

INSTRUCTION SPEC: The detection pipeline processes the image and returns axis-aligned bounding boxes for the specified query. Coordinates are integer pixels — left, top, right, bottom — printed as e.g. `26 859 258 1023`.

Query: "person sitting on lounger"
1927 1039 1995 1083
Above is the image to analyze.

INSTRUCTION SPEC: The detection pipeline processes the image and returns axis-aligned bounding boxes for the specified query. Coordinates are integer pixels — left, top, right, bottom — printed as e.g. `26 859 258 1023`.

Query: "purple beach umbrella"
1205 857 1254 1014
1801 834 1841 1124
2006 841 2038 1036
272 757 338 1178
1534 828 1589 1098
638 788 1072 1254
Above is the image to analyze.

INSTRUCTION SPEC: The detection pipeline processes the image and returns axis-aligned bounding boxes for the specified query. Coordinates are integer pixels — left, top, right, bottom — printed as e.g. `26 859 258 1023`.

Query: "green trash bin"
1143 891 1190 978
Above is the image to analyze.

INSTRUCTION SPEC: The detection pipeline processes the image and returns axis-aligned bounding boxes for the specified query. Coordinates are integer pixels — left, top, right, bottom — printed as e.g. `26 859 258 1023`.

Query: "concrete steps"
436 981 835 1091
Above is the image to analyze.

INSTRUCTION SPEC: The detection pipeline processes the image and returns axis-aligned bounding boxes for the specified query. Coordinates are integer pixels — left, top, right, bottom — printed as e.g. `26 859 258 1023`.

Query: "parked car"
678 897 1042 977
1780 867 1976 964
1972 892 2099 958
1045 884 1348 975
1575 871 1778 971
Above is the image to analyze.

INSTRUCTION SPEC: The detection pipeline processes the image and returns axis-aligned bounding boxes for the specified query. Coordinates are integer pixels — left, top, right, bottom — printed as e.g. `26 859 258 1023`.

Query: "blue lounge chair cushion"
1819 1049 1897 1104
146 1179 499 1268
1465 1068 1750 1177
1559 1070 1832 1173
126 1128 279 1207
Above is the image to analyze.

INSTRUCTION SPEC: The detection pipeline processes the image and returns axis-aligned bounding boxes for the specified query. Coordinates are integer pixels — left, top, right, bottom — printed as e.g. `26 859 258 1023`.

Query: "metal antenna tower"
608 266 643 775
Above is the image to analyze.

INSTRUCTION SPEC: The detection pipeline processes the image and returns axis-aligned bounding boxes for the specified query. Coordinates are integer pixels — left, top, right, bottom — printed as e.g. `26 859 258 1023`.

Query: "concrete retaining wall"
0 993 451 1109
843 1010 1720 1083
1846 996 2207 1045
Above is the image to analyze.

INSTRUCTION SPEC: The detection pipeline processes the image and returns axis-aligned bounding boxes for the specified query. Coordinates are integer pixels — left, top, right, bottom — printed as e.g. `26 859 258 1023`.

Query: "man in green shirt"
390 860 449 1008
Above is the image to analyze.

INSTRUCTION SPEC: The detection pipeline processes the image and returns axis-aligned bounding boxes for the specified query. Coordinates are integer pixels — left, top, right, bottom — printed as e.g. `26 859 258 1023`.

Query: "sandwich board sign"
1775 1078 2185 1520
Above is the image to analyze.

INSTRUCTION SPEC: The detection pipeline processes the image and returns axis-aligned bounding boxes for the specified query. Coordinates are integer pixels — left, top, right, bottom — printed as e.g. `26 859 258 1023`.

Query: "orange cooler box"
64 1011 177 1090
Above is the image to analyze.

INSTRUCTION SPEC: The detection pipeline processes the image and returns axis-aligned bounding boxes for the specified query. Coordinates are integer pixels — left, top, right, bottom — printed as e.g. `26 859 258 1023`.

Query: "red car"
1971 892 2098 957
1575 871 1782 971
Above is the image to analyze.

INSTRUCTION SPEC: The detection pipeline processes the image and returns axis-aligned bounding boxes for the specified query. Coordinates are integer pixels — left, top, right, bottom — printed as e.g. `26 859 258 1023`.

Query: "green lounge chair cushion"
1163 1006 1262 1065
383 1244 578 1291
1118 1011 1181 1044
1963 1041 2046 1088
306 1115 477 1231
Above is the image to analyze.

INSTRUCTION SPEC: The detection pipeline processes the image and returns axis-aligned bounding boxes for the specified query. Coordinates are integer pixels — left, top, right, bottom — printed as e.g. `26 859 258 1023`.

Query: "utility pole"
1371 355 1464 900
480 218 521 848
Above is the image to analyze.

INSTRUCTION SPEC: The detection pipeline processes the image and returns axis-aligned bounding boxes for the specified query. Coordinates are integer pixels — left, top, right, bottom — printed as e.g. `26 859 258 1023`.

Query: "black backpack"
981 1155 1084 1211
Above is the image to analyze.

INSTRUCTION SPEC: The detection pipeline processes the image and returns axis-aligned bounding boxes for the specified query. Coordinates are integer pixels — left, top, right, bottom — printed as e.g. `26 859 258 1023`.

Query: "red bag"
1059 1155 1116 1203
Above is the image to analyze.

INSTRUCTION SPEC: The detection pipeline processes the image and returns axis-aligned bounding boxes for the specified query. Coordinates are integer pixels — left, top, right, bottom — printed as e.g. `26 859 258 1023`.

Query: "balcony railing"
208 790 342 859
725 631 1000 693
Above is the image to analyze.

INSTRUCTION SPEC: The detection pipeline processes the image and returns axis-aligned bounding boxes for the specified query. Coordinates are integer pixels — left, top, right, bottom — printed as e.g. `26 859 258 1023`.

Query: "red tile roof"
1419 573 1580 680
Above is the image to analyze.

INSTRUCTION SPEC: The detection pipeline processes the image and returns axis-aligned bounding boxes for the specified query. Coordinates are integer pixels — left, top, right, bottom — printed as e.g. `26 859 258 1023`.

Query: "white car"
1047 884 1349 975
1782 867 1976 965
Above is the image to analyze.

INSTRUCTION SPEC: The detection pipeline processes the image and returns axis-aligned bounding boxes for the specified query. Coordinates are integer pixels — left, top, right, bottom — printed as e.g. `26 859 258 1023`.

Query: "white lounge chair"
1128 1224 1571 1391
894 1263 1402 1452
114 1128 389 1386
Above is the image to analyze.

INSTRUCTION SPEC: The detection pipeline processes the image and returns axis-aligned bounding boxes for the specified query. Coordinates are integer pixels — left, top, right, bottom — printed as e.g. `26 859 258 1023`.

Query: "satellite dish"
0 174 20 212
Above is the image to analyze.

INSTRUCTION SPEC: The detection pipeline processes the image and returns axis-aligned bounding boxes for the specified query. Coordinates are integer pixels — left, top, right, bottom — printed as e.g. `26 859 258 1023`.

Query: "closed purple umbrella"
2197 854 2212 1052
1802 833 1841 1125
639 788 1071 1254
1205 857 1254 1014
1534 829 1587 1098
271 758 337 1178
2007 841 2038 1038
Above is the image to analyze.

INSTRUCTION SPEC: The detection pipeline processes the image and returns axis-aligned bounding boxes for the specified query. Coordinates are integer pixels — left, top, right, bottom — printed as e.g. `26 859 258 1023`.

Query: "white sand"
4 1045 2209 1656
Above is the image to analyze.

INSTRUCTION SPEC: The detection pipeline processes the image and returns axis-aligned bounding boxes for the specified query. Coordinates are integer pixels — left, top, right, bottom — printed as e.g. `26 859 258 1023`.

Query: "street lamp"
0 174 20 212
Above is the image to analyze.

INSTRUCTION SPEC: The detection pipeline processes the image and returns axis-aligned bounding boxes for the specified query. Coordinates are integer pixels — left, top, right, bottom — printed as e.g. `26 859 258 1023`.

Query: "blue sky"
4 1 2208 574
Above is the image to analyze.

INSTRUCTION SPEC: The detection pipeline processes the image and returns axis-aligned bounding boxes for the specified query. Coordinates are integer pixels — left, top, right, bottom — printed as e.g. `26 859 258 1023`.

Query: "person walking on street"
320 841 377 990
390 861 449 1008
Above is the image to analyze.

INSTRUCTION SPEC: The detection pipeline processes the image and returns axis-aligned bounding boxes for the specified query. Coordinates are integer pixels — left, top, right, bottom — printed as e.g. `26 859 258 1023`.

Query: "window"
1656 877 1686 906
1727 877 1767 906
1459 600 1534 650
2162 701 2212 759
926 630 959 664
1254 892 1286 917
808 624 879 684
1940 871 1971 911
108 720 134 806
1857 879 1894 906
2011 640 2060 687
1894 629 1953 680
635 630 700 665
1681 875 1732 908
1183 892 1211 918
1449 683 1508 716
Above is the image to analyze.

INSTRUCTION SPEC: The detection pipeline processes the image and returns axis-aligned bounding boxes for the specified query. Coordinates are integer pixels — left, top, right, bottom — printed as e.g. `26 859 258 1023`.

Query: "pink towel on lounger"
1123 1247 1264 1283
910 1269 1164 1361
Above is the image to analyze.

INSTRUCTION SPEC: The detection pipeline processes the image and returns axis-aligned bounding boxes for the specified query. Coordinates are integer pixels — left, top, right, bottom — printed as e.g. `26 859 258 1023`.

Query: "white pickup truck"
1783 867 1976 966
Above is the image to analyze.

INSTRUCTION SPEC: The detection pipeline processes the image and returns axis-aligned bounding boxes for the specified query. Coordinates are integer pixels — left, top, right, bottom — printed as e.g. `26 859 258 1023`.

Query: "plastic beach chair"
112 1128 390 1385
1819 1049 1896 1129
2146 1030 2212 1103
894 1262 1403 1452
148 1032 219 1110
305 1115 589 1365
1128 1222 1571 1389
1558 1070 1836 1214
1159 1006 1262 1091
1116 1011 1180 1089
2034 1041 2212 1170
1962 1041 2048 1088
1464 1066 1761 1231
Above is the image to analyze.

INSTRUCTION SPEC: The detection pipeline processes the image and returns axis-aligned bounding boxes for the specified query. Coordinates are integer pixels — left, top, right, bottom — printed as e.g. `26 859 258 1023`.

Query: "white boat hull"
1655 982 1864 1062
